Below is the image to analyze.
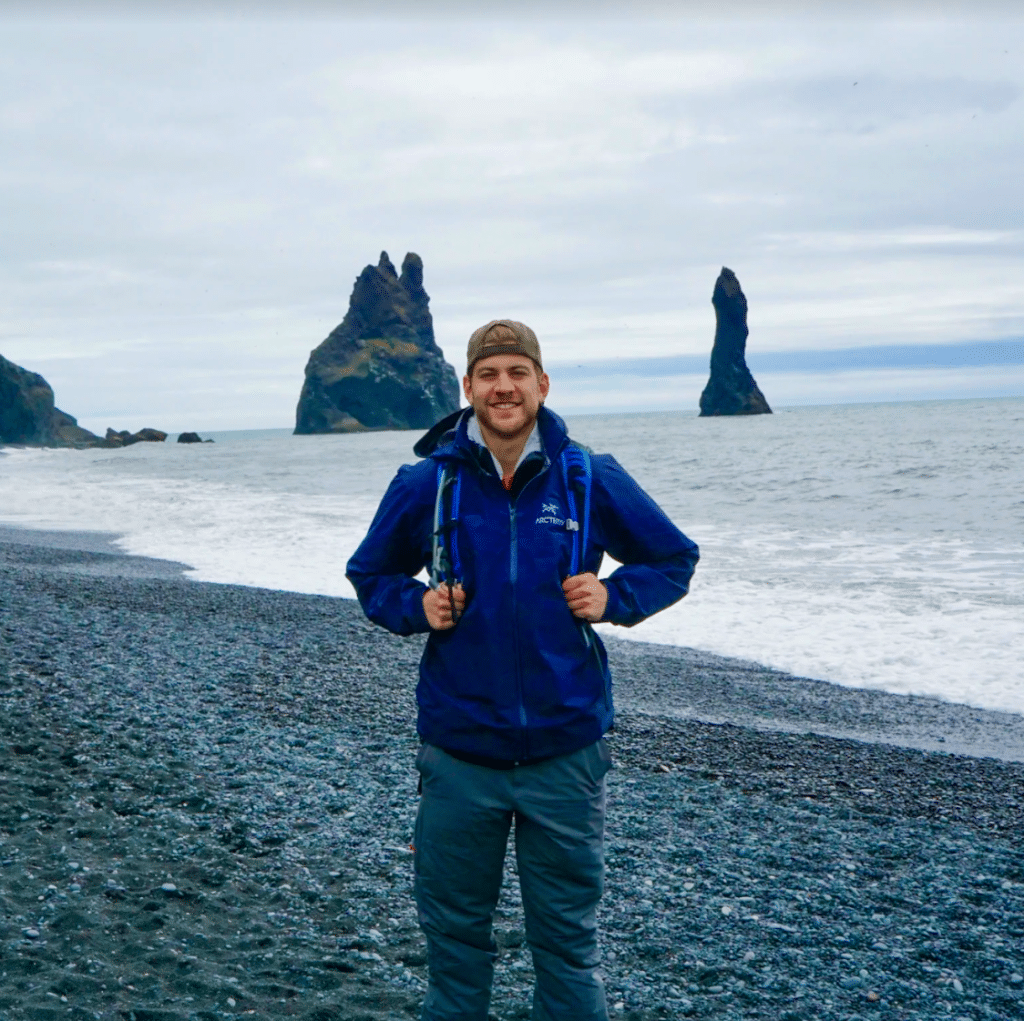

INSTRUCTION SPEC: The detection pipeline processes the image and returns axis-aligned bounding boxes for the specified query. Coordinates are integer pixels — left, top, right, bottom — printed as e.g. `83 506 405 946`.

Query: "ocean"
2 397 1022 714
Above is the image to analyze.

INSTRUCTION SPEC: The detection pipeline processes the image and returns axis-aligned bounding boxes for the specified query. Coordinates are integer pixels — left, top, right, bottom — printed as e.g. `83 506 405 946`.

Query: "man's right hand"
423 583 466 630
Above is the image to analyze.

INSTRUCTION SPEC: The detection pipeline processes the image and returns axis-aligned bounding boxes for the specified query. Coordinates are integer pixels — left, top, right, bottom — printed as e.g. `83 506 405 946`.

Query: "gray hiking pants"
413 740 612 1021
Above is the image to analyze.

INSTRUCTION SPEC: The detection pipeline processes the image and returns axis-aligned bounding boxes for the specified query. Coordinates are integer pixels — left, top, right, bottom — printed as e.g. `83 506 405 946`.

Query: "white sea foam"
2 397 1022 714
597 525 1024 713
0 430 397 597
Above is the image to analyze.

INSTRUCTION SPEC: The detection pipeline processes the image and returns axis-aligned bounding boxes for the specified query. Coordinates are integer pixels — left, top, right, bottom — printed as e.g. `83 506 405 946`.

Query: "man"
347 320 699 1021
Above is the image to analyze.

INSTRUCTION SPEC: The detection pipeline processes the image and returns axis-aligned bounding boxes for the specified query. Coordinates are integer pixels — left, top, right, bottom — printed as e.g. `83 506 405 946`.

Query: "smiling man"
347 320 699 1021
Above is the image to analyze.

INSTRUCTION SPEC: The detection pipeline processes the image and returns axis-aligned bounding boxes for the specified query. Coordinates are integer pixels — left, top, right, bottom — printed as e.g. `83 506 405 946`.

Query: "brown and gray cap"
466 320 542 374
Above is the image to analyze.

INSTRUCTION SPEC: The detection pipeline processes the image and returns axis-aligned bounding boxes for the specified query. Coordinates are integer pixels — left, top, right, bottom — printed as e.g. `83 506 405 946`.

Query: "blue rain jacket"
346 405 699 764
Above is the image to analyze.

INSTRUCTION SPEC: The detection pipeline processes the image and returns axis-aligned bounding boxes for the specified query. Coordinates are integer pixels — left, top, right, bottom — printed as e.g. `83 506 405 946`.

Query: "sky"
2 2 1023 432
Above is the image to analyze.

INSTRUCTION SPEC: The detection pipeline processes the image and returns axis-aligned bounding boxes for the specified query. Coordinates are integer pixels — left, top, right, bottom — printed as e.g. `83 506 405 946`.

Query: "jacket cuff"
602 579 625 625
405 580 432 633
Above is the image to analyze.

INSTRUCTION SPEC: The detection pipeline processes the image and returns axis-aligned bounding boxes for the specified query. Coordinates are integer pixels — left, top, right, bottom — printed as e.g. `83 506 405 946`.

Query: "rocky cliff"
294 252 460 434
699 267 772 417
0 354 98 446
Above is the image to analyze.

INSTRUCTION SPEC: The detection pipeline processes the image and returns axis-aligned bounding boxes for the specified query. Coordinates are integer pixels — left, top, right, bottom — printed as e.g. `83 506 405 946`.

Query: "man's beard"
476 401 538 440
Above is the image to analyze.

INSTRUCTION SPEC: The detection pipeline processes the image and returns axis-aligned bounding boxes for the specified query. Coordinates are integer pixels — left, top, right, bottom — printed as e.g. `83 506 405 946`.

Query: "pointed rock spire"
294 251 460 433
699 267 772 417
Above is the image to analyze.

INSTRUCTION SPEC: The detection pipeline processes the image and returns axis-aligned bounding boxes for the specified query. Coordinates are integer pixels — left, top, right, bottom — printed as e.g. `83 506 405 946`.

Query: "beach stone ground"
1 538 1023 1020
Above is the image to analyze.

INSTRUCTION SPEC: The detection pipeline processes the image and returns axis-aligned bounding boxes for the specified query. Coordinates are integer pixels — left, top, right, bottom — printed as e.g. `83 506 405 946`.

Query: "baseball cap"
466 320 543 374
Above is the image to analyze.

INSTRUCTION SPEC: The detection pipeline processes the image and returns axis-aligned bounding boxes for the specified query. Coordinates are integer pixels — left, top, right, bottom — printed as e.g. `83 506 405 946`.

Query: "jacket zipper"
509 502 526 743
508 460 549 763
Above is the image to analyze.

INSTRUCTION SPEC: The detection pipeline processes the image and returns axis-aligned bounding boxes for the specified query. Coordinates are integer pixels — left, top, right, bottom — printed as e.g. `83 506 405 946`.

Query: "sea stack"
294 252 460 434
0 353 98 446
698 267 772 417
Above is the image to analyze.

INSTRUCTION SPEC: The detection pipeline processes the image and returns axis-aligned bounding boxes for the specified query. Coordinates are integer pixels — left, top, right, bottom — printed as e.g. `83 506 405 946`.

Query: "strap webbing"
431 462 462 588
560 445 592 577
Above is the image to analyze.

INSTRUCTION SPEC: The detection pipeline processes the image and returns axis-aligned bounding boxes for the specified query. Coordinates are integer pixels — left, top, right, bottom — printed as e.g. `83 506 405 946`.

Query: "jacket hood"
413 405 570 461
413 407 467 458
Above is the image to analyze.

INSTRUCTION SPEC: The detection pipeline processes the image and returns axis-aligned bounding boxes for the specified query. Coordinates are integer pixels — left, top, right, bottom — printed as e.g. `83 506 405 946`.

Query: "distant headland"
0 353 97 447
0 352 206 449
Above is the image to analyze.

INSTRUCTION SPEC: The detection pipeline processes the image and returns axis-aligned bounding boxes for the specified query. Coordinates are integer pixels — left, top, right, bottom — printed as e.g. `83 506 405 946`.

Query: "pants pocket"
415 741 436 775
415 742 436 795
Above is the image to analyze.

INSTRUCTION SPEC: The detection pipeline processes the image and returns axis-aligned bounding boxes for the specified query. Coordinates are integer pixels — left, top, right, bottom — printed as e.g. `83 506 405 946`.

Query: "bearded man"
347 320 699 1021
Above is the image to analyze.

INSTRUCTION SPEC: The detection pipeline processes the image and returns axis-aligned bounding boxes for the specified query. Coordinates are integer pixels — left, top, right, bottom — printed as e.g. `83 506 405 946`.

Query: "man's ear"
539 372 550 401
462 374 473 401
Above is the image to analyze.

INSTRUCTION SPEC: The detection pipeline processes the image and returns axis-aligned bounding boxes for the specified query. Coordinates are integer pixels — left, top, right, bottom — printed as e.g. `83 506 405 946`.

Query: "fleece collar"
413 404 570 464
466 415 542 478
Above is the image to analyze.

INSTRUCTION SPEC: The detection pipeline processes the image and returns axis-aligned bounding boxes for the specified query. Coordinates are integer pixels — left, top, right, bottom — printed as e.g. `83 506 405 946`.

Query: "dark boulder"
177 432 203 444
133 428 167 443
294 251 460 434
103 427 168 447
699 267 772 417
100 429 128 448
0 353 97 446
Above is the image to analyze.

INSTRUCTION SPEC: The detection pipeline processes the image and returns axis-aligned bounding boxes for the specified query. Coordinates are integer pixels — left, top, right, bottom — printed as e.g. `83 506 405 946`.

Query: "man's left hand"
562 572 608 622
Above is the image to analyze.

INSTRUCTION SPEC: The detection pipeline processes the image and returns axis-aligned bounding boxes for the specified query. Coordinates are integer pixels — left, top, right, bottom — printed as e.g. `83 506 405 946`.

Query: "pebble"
2 545 1023 1021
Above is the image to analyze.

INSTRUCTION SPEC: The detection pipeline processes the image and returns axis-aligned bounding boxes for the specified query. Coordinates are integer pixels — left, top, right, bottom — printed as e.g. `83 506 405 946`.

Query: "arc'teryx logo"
536 500 565 527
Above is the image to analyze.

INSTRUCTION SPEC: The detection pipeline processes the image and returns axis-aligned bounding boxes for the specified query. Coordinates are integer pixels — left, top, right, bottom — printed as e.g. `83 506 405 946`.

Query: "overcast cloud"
2 6 1023 431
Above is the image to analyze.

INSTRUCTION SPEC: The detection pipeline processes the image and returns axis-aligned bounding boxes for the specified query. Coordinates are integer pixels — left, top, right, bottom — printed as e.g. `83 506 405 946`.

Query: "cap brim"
468 344 542 370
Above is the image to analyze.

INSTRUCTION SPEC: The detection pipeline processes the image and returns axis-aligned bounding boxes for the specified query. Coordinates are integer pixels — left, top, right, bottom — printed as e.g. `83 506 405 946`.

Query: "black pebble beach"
1 528 1023 1021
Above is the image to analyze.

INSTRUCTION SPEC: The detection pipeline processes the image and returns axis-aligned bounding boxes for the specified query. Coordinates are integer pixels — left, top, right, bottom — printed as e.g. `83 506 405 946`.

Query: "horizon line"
547 337 1024 379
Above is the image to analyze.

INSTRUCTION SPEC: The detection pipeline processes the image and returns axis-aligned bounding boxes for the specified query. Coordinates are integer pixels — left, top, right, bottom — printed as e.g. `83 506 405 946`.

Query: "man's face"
463 354 550 442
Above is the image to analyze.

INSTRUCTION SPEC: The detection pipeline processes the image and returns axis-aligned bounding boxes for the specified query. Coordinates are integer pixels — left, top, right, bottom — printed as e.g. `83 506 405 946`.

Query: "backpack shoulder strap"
430 461 462 589
560 442 592 577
